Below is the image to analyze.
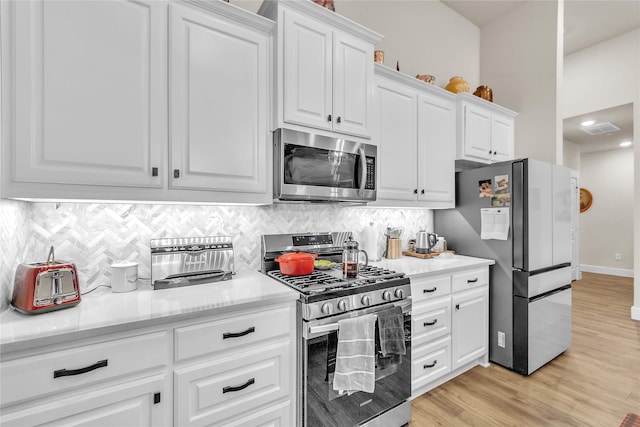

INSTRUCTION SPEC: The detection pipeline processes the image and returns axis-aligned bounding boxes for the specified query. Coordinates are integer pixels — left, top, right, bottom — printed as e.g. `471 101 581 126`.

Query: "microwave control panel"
365 157 375 190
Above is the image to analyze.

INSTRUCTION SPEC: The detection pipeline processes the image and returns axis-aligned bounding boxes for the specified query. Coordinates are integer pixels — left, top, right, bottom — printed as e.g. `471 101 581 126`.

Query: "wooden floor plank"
411 272 640 426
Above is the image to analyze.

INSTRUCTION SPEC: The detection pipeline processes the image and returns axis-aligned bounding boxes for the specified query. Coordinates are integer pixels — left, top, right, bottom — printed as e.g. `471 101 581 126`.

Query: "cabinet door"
282 8 332 132
0 374 170 427
451 286 488 370
332 31 373 138
491 112 514 162
170 4 269 197
462 103 492 161
9 0 166 188
417 93 455 206
373 76 417 202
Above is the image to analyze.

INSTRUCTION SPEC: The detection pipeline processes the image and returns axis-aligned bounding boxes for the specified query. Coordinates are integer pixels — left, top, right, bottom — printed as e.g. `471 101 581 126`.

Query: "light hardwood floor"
410 272 640 426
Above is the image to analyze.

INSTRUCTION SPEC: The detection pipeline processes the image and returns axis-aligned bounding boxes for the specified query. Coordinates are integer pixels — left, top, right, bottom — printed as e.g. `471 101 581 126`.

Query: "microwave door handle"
358 147 366 197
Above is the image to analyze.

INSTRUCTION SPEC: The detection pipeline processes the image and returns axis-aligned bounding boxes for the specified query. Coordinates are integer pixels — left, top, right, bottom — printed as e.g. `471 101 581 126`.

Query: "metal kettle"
416 231 438 254
342 235 368 278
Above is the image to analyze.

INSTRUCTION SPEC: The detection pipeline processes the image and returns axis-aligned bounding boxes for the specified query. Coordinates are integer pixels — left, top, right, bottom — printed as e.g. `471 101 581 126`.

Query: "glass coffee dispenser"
342 235 369 278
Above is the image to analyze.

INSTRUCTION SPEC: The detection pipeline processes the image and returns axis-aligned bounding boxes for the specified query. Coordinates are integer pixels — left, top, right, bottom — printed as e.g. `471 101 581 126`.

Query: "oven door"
274 128 376 202
301 300 411 427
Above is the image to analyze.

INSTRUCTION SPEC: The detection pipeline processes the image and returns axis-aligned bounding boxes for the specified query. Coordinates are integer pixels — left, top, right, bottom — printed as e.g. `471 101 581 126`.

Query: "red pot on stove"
274 252 318 276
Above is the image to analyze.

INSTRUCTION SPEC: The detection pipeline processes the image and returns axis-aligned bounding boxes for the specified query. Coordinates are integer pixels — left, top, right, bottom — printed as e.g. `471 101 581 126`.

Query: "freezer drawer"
513 286 571 375
514 266 572 298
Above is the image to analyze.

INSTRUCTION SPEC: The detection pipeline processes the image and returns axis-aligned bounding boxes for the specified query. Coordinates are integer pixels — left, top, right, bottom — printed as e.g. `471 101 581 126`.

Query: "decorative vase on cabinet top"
445 76 469 94
473 85 493 102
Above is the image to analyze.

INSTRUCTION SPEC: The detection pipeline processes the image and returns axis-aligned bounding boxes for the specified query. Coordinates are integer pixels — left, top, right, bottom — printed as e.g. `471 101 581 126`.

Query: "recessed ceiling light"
581 120 595 126
619 141 632 147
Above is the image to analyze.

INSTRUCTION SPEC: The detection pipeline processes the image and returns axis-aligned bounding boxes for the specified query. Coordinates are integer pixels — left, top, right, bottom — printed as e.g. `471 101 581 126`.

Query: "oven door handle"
308 323 340 335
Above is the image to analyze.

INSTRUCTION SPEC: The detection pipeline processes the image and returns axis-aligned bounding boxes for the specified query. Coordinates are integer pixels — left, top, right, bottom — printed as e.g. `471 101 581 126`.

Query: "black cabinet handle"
327 114 332 122
223 326 255 339
421 189 425 194
54 359 108 378
467 278 478 283
423 287 437 293
174 169 180 179
336 116 341 123
423 319 438 326
223 378 255 393
414 189 418 194
152 167 158 177
423 361 437 369
455 304 460 310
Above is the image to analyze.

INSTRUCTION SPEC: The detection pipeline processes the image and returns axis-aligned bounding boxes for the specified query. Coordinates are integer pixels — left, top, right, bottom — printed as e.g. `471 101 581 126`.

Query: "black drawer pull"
423 287 437 293
223 378 255 394
53 359 108 378
223 326 255 339
467 278 478 283
423 319 438 326
423 361 437 369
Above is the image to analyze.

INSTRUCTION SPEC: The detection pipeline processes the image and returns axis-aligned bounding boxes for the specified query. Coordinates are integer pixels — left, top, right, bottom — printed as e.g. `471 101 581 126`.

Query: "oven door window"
284 144 359 189
304 315 411 426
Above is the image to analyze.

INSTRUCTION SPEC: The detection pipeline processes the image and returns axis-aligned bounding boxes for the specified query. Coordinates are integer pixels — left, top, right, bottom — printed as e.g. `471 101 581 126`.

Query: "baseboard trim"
632 306 640 321
580 264 634 278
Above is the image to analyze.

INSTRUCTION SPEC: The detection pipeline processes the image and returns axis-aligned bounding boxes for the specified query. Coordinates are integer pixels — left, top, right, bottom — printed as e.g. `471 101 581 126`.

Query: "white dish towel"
332 314 376 394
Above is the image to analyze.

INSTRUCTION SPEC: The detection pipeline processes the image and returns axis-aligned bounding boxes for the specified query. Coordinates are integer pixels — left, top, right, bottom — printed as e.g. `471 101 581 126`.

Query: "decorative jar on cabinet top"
445 76 469 94
473 85 493 102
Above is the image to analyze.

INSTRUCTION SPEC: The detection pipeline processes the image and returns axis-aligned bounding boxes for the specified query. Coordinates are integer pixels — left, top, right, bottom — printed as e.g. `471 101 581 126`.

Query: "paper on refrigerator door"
481 208 510 240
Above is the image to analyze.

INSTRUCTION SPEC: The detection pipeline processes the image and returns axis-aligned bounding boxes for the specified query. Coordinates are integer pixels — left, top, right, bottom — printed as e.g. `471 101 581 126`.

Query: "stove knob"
337 299 348 312
382 291 392 301
321 303 332 315
361 295 370 306
394 289 405 299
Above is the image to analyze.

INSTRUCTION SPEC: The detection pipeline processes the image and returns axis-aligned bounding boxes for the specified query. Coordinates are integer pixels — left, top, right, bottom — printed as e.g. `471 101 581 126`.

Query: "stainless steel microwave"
273 129 377 203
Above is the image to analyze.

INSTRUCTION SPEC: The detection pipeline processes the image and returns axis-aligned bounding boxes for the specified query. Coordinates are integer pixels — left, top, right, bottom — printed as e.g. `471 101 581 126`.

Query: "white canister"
111 261 138 293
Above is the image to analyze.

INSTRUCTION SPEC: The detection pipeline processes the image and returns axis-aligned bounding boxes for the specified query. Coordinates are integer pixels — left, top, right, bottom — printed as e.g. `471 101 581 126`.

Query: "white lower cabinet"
0 301 296 426
0 330 172 426
0 374 169 427
411 267 489 398
173 304 295 426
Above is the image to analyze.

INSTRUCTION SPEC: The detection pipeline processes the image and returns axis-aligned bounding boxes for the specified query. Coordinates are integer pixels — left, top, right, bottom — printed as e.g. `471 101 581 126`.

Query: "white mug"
111 261 138 293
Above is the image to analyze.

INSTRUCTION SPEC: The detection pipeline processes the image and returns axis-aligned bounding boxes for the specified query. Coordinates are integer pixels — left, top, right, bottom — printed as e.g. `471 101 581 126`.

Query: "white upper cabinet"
373 73 418 202
455 93 517 164
372 66 456 208
1 0 274 204
260 0 382 140
4 0 166 191
417 92 455 207
169 3 271 199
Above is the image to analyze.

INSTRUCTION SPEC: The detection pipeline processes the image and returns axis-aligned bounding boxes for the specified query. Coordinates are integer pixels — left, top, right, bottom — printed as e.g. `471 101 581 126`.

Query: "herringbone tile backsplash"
0 199 433 311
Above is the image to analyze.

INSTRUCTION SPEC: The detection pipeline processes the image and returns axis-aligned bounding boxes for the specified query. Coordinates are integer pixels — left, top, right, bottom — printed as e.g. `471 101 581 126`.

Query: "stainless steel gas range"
261 232 412 427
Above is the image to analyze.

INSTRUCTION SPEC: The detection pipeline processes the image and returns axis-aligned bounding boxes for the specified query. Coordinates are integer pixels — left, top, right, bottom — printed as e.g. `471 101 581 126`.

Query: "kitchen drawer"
411 275 451 303
174 305 292 362
174 341 290 426
1 331 169 406
412 336 451 391
452 268 488 293
412 297 451 346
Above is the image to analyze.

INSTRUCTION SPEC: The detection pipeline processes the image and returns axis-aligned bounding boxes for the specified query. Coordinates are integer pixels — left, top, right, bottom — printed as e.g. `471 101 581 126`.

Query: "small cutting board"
402 250 455 259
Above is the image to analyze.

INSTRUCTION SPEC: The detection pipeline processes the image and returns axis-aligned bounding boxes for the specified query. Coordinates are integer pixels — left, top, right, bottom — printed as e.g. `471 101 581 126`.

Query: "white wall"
563 139 581 171
579 148 634 274
479 1 562 164
234 0 481 92
563 28 640 319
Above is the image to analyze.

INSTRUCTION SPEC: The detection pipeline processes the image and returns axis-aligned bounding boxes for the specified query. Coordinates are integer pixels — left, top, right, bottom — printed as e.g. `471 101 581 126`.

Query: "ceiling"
440 0 639 153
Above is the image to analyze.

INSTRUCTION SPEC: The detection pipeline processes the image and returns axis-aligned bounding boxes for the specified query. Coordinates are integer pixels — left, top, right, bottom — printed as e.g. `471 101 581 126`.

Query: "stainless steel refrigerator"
435 159 572 375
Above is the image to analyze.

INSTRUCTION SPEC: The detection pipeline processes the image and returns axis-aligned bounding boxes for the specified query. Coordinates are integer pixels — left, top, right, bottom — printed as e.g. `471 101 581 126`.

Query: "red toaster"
11 247 81 314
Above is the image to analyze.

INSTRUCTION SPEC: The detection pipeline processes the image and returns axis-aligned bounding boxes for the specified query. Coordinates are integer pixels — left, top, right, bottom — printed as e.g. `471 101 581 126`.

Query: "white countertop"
371 254 494 277
0 254 494 352
0 270 298 352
